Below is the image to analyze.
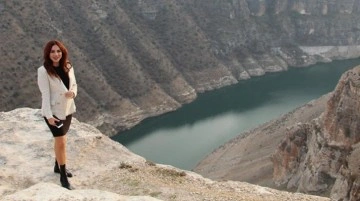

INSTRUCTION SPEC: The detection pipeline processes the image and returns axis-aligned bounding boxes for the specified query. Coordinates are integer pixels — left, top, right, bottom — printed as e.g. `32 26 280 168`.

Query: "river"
112 58 360 170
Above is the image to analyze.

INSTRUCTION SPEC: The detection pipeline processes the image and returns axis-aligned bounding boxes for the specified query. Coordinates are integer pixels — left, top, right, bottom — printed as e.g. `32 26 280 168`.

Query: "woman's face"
49 45 62 66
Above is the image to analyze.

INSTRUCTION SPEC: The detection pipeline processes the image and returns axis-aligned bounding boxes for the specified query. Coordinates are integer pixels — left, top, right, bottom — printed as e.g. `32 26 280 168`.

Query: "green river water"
113 58 360 170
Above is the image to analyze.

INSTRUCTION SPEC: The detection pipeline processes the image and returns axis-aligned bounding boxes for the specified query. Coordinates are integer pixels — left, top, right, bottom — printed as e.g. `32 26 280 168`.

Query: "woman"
37 40 77 190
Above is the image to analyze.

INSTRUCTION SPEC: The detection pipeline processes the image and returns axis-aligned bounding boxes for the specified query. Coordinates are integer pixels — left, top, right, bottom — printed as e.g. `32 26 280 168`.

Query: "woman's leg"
54 135 67 165
54 135 73 190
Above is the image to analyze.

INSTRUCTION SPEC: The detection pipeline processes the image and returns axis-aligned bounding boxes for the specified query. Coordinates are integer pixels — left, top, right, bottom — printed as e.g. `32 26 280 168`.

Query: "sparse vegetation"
155 168 186 177
145 160 156 166
1 0 360 137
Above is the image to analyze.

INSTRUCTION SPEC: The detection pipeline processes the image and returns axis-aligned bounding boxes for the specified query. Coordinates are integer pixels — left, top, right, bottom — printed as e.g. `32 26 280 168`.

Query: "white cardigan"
37 66 77 120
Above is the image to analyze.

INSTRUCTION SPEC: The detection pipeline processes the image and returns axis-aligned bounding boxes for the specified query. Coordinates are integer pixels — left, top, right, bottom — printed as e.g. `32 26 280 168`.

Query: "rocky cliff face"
272 66 360 200
1 0 360 135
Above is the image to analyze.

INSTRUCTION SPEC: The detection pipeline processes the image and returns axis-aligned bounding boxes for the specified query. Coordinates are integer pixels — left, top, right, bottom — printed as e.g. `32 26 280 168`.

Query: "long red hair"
43 40 71 77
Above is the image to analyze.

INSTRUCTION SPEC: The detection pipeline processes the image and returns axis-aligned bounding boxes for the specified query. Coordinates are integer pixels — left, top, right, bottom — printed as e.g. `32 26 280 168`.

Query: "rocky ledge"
0 108 329 201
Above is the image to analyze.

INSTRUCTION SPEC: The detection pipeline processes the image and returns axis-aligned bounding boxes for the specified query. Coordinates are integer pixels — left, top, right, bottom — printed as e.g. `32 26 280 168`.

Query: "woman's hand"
65 91 75 99
47 117 60 126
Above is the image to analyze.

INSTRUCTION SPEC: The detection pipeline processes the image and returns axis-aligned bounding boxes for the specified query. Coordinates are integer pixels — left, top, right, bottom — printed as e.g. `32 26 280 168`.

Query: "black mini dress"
44 66 72 137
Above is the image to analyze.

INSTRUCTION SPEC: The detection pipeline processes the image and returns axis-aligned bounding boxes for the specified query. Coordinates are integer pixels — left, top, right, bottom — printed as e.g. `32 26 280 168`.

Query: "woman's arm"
37 67 53 119
69 67 77 98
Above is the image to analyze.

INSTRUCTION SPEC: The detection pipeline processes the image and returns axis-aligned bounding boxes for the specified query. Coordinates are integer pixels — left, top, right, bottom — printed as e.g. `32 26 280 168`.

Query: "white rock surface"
0 108 330 201
0 108 155 201
2 182 161 201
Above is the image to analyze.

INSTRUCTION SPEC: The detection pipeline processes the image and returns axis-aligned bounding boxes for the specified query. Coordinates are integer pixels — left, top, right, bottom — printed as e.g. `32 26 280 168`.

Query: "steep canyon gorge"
1 0 360 136
1 1 360 200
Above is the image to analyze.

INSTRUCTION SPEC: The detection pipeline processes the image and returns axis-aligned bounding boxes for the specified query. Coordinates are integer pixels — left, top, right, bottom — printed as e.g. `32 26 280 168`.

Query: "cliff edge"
0 108 328 201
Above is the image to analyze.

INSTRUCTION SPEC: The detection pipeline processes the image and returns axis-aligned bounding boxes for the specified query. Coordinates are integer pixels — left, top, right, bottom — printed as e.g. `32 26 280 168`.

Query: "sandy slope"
194 94 330 188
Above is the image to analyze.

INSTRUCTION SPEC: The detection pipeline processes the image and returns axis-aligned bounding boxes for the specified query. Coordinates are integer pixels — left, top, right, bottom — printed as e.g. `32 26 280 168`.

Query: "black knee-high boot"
54 160 73 177
60 164 74 190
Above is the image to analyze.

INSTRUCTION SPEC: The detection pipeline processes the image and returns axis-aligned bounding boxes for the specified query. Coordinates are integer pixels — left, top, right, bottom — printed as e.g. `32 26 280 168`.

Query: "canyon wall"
1 0 360 135
272 66 360 200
